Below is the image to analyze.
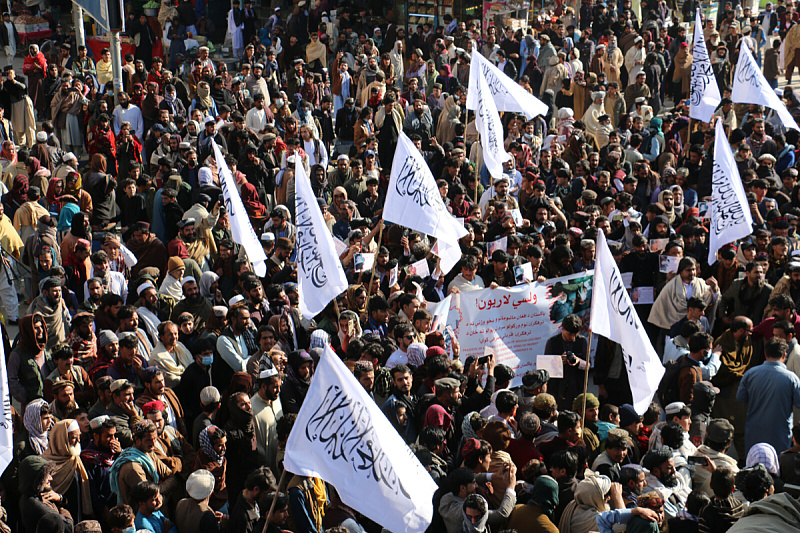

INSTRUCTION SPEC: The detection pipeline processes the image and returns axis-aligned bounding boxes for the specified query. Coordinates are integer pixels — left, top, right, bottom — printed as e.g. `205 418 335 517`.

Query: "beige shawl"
648 274 713 330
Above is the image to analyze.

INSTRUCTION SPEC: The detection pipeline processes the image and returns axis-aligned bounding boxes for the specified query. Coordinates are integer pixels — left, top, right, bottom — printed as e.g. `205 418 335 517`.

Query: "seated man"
135 367 187 438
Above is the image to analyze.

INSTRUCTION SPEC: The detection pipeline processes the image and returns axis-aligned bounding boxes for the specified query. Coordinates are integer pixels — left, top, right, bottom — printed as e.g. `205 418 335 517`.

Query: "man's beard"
58 400 77 413
69 443 82 457
661 472 679 488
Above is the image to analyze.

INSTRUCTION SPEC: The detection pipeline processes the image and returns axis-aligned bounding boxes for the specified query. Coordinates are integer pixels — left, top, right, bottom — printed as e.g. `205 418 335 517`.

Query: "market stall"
12 13 52 45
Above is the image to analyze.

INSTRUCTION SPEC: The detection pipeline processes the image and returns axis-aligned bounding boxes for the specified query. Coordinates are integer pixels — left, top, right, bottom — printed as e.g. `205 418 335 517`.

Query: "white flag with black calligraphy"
708 119 753 264
384 132 469 274
690 8 721 122
732 43 800 131
284 345 438 533
467 50 549 119
294 156 349 317
591 232 664 415
0 330 12 475
475 67 513 178
212 140 268 276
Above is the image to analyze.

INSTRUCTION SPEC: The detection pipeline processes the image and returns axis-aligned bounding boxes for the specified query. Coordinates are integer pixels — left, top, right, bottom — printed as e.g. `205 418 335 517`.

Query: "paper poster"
409 258 430 278
354 253 375 273
621 272 634 289
631 287 655 304
488 236 508 256
536 355 564 379
509 208 524 227
333 236 348 256
649 238 670 253
514 262 534 285
659 255 680 274
388 264 399 287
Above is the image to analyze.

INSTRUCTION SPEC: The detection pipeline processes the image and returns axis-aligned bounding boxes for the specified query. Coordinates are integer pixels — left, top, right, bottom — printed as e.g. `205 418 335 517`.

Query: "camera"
566 351 578 365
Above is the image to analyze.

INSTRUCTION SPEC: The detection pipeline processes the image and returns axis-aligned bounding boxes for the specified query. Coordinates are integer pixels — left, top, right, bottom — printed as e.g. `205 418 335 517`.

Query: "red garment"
506 436 545 471
241 182 267 217
147 70 167 94
46 177 63 210
88 124 117 160
424 404 453 431
23 52 47 75
167 238 190 258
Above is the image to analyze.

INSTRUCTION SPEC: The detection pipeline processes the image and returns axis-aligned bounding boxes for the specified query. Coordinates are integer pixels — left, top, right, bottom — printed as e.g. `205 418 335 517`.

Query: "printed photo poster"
445 272 594 387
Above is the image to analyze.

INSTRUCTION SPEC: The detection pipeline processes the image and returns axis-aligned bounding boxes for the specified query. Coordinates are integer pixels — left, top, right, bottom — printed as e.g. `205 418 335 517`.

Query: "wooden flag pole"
365 220 385 302
261 467 289 533
580 331 595 426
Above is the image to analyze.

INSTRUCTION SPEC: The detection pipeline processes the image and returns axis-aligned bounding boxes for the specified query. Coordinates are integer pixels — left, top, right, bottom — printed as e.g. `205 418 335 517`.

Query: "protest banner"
0 330 11 475
284 346 437 533
444 272 594 387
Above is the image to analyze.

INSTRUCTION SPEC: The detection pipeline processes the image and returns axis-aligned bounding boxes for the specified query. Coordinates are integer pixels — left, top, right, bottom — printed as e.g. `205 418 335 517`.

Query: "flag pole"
580 330 594 426
262 467 289 533
365 219 385 301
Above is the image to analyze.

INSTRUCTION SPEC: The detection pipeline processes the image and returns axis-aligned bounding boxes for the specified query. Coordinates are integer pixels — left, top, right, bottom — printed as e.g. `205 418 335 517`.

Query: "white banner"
467 50 549 119
442 272 595 387
708 119 753 264
475 68 513 179
284 346 437 533
294 157 349 317
0 329 12 475
213 140 268 276
732 43 800 131
690 8 721 122
591 232 664 415
384 133 468 274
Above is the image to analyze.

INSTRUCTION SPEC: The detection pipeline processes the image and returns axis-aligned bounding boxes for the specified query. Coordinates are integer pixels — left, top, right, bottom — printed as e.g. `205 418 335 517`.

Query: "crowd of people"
2 0 800 532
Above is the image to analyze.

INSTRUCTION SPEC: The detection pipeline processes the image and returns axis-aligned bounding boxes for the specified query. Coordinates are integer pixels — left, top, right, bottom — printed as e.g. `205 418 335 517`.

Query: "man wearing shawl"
27 277 71 349
0 198 22 323
126 222 168 280
22 44 47 113
582 91 606 140
306 32 327 69
110 419 178 507
558 471 615 532
81 415 122 518
149 321 194 389
42 419 94 518
649 257 719 334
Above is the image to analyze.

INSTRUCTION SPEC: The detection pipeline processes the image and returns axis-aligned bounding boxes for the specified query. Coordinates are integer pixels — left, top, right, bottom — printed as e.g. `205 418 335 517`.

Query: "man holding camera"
544 314 589 411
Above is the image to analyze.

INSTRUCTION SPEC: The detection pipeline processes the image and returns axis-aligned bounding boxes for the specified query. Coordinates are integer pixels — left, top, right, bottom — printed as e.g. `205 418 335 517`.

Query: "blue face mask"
202 355 214 366
122 527 135 533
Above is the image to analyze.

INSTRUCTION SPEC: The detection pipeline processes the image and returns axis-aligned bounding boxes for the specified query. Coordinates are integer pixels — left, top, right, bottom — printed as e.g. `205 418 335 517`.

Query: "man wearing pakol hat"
81 415 121 516
252 366 283 472
591 427 632 479
505 412 544 470
110 419 178 508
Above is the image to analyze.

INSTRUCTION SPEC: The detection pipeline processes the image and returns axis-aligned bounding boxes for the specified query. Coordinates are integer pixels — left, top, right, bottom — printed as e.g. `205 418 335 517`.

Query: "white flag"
0 330 12 475
212 139 268 276
284 346 438 533
591 232 665 415
732 43 800 131
475 68 513 178
467 51 549 119
707 119 753 264
690 8 721 122
384 133 468 274
294 156 349 317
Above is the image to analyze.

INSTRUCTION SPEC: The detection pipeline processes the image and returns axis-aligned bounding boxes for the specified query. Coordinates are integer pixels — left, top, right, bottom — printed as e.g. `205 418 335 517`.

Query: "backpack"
657 355 700 406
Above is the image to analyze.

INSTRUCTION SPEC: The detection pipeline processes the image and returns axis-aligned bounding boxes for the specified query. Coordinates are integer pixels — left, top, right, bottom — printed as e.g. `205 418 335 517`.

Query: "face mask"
524 133 533 139
275 99 284 106
201 355 214 366
122 528 136 533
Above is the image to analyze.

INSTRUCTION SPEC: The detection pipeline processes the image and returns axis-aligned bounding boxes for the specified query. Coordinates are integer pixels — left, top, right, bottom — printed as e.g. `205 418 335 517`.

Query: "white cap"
200 386 221 405
137 282 155 296
258 367 279 380
337 154 349 161
261 232 275 242
181 276 197 286
67 420 80 433
62 152 77 162
204 115 216 125
186 469 216 500
36 131 47 142
229 294 245 306
664 401 687 415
